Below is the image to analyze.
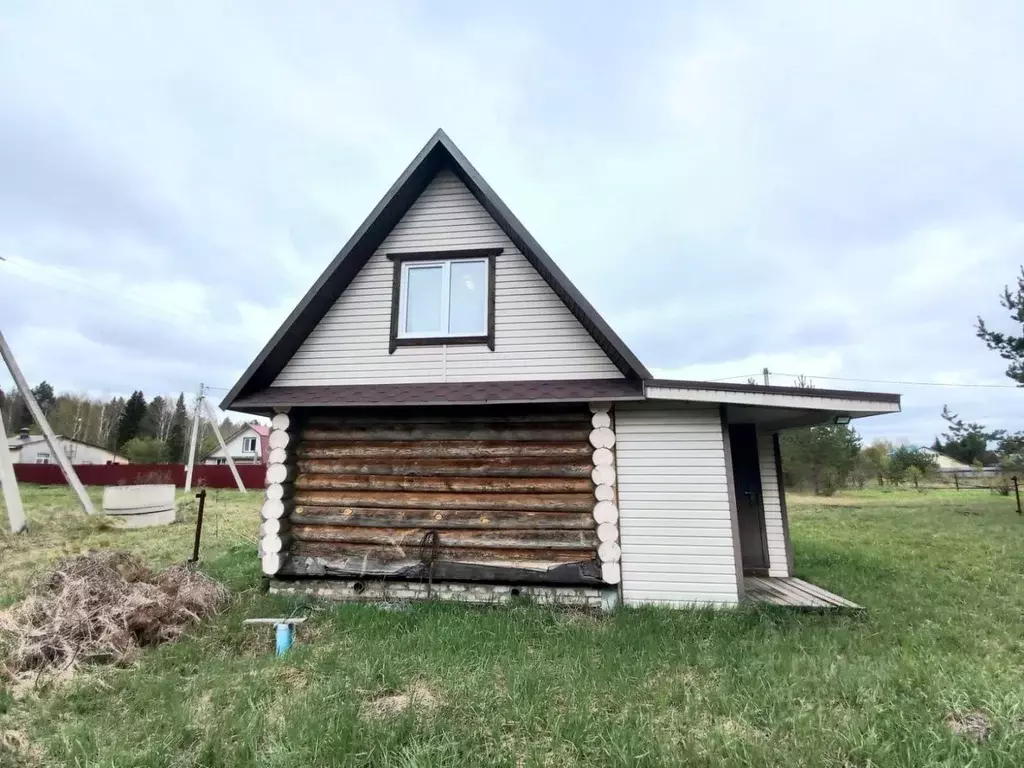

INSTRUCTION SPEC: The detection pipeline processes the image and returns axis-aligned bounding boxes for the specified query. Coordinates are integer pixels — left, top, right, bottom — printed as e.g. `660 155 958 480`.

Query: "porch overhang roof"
644 378 900 429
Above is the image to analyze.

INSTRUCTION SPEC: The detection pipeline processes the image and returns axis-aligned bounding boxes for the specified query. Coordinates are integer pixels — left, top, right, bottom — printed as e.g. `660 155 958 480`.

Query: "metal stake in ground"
1014 476 1021 516
190 489 207 563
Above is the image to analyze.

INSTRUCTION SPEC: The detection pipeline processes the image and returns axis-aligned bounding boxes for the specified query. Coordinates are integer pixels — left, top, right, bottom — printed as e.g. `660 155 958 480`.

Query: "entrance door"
728 424 770 574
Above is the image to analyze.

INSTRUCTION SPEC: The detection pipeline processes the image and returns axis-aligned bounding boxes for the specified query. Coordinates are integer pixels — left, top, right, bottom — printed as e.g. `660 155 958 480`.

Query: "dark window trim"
387 248 500 353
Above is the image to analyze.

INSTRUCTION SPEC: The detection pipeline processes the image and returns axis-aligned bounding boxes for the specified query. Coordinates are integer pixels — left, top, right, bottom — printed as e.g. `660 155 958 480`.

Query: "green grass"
2 484 1024 766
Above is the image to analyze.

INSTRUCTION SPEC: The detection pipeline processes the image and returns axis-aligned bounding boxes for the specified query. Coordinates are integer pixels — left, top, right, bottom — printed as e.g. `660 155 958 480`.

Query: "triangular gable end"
221 130 649 409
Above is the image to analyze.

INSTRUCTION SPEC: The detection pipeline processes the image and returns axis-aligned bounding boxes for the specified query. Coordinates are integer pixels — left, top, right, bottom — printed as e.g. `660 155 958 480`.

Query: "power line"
771 372 1019 390
709 371 1020 390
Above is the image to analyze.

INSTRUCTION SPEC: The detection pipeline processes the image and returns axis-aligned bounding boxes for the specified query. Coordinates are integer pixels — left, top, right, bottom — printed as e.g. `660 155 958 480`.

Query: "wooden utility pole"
184 384 204 492
203 399 246 493
0 330 96 515
0 407 27 533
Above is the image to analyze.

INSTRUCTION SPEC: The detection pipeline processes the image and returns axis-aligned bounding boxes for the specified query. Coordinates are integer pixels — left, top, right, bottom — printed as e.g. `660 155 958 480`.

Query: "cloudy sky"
1 1 1022 444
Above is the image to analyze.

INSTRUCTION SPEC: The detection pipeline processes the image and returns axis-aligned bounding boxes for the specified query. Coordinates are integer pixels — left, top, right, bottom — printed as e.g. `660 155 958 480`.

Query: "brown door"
728 424 770 574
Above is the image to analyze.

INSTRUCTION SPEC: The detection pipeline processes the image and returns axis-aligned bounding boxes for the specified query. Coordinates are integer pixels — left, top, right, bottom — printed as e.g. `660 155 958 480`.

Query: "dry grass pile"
0 551 228 675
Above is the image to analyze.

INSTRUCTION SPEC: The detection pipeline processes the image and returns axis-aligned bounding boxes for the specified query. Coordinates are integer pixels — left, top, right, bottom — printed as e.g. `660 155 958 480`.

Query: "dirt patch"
0 551 228 681
363 682 441 719
0 728 42 765
945 710 992 742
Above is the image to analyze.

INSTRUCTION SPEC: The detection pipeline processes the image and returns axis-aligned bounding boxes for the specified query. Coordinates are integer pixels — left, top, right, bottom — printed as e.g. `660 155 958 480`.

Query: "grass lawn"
2 484 1024 766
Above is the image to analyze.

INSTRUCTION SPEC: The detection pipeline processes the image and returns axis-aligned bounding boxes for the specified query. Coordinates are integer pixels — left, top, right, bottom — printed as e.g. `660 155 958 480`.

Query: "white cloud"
1 1 1022 444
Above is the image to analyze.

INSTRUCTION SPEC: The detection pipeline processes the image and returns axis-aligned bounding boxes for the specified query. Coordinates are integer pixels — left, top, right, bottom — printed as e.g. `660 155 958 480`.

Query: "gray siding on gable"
615 405 741 607
273 170 623 386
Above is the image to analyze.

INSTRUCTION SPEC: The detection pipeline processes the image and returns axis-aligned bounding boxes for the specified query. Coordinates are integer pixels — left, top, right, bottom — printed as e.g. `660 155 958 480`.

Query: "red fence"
11 463 266 489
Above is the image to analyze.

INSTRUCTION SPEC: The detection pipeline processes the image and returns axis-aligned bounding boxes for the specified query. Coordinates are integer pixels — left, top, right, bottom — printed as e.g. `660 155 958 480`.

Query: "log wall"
275 407 604 584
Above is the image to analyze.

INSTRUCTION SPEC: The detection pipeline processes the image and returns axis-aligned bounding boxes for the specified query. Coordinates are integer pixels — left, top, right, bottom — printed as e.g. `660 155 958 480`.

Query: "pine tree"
8 389 31 432
164 393 188 463
115 391 148 449
31 381 56 416
141 396 167 439
977 266 1024 384
780 424 862 495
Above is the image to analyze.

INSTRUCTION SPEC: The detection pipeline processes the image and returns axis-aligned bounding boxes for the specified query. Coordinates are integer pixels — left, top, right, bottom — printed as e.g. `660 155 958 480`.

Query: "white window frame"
241 436 257 453
35 452 50 465
397 258 488 339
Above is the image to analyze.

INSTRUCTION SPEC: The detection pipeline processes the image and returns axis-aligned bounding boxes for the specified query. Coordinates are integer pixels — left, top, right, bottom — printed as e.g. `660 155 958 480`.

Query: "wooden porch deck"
743 576 863 610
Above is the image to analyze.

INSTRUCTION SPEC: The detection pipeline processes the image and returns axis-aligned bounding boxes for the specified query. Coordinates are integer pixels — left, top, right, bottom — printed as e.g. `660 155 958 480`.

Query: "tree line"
0 384 249 464
784 265 1024 494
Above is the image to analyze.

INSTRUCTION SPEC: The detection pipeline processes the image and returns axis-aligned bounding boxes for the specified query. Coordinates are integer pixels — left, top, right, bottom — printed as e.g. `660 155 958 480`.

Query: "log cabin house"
222 130 900 609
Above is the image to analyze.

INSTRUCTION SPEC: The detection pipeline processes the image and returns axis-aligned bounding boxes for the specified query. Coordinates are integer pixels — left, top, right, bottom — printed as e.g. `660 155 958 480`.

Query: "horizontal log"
291 541 591 564
294 473 592 494
302 411 589 427
291 525 598 551
281 555 602 585
293 508 596 530
301 424 590 442
297 440 593 460
295 457 592 478
293 489 594 512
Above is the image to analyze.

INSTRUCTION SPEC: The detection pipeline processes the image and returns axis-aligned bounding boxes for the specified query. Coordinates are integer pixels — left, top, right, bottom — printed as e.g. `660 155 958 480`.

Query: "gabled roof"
221 129 649 410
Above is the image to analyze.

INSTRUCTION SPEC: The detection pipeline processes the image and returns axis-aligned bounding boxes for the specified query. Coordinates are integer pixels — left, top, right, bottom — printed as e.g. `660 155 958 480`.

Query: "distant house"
202 423 270 465
7 429 129 465
917 447 974 473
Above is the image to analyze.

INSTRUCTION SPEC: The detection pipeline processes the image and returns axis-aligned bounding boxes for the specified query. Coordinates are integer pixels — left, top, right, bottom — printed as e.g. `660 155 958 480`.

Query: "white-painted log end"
598 541 621 563
270 413 291 431
589 427 615 449
593 500 619 525
268 430 292 450
259 518 290 537
265 482 291 502
601 562 621 584
588 402 610 414
591 411 611 429
262 534 290 555
592 465 616 486
265 463 295 486
592 448 614 467
261 554 282 576
261 499 286 520
268 447 288 466
596 522 619 543
594 484 615 502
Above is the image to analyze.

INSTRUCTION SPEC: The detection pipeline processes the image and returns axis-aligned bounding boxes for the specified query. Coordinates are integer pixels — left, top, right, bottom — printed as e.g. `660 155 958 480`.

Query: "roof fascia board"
645 382 901 414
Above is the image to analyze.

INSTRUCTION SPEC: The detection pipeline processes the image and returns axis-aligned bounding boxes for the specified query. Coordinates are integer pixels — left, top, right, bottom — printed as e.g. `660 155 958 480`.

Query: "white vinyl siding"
757 430 791 577
272 169 623 385
616 406 741 607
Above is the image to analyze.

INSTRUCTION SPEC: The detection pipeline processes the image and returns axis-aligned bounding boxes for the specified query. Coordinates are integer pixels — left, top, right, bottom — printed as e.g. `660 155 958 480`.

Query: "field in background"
2 485 1024 766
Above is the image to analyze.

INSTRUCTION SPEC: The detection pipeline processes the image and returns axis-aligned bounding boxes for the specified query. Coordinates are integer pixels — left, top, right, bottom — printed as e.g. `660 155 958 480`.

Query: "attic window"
241 436 257 453
387 248 501 353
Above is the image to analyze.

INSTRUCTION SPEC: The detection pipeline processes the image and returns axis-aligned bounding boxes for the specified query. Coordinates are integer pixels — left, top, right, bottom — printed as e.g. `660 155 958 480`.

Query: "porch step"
744 576 863 610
